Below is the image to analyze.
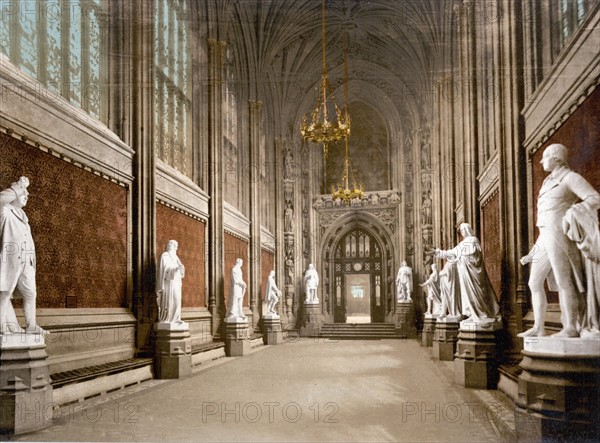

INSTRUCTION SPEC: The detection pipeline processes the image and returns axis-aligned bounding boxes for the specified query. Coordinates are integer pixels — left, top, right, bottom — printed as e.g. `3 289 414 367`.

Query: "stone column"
207 38 225 338
248 100 263 332
395 300 417 338
421 314 437 347
454 320 501 389
432 317 460 361
128 0 155 355
514 337 600 442
154 323 192 379
0 334 53 434
224 319 251 357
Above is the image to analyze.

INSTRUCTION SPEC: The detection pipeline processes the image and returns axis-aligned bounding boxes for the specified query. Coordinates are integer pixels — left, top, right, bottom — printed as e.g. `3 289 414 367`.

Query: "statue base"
154 323 192 379
262 317 283 345
0 333 53 435
432 318 460 361
421 315 438 347
224 321 251 357
395 301 417 338
300 303 321 337
454 320 501 389
514 337 600 442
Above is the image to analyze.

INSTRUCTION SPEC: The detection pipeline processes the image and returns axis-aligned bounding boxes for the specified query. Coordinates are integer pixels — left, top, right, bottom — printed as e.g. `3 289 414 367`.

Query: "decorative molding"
522 10 600 154
260 225 276 251
480 186 500 208
477 152 500 204
0 126 129 188
224 229 249 243
318 207 398 235
314 190 401 210
156 160 210 220
156 200 206 223
224 202 251 239
0 56 134 184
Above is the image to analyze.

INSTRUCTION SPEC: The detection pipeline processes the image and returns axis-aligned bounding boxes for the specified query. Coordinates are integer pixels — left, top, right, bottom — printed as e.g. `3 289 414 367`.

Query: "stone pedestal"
432 317 460 360
454 320 500 389
514 337 600 442
262 316 283 345
421 315 437 347
395 301 417 338
0 333 53 435
224 320 251 357
154 322 192 379
300 303 320 337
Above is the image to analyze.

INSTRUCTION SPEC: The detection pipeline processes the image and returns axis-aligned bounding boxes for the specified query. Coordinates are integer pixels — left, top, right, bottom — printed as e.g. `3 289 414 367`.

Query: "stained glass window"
153 0 193 178
0 0 107 120
560 0 590 43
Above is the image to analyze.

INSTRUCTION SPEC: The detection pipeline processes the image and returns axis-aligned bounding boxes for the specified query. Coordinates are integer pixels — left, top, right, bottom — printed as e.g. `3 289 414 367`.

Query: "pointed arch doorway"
329 227 387 323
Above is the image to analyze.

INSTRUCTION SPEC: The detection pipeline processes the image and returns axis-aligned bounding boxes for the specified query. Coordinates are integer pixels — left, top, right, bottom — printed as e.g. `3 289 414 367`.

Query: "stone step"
319 323 400 340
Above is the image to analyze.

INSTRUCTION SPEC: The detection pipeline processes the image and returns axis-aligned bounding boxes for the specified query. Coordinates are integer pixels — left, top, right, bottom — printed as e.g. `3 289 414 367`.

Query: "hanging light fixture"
300 0 350 160
331 35 364 205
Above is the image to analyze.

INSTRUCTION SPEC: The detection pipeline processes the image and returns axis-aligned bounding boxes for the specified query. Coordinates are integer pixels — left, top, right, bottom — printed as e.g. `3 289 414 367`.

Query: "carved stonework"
315 191 401 239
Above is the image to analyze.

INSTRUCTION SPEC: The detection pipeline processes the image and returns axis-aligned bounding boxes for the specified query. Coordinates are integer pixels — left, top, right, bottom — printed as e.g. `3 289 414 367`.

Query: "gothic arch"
318 211 398 323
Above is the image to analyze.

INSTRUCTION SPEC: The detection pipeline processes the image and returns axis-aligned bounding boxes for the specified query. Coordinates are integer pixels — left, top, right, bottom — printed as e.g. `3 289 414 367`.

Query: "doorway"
331 228 385 323
345 274 370 323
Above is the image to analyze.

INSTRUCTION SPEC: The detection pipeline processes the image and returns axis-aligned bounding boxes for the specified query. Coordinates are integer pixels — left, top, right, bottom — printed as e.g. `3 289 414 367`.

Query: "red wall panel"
224 233 249 308
260 249 275 302
156 203 206 308
481 192 501 301
0 132 128 309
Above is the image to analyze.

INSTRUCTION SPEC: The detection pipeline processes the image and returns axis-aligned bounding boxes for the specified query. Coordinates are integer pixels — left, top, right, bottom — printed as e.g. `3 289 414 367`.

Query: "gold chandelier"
300 0 350 159
331 39 363 205
331 137 364 204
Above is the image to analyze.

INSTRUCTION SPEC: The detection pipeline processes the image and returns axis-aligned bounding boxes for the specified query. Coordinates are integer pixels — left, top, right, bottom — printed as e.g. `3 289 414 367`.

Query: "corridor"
13 339 515 443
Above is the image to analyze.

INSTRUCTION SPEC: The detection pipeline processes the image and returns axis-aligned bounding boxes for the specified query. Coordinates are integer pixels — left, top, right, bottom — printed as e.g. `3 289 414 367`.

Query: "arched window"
153 0 193 178
0 0 107 120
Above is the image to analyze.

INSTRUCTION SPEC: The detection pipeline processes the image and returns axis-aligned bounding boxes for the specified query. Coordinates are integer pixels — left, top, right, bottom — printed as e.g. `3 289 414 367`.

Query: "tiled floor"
12 338 515 442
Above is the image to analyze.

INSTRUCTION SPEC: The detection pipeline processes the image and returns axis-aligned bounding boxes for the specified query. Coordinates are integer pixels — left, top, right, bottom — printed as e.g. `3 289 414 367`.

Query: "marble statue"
0 177 47 335
285 256 294 286
435 223 500 325
304 263 319 304
226 258 248 322
284 206 294 232
421 192 432 225
156 240 187 327
420 264 441 315
396 261 413 301
264 271 281 317
519 144 600 338
563 203 600 338
438 259 462 319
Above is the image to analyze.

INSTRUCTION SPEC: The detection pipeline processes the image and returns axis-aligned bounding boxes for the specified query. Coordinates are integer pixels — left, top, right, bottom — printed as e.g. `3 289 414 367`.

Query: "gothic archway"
321 216 395 324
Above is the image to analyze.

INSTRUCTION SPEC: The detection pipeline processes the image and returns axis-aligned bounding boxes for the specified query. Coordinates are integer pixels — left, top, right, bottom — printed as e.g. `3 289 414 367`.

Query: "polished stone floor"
12 338 514 442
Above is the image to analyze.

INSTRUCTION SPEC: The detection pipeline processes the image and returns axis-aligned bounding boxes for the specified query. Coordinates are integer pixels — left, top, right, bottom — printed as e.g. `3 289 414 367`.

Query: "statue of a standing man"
304 263 319 304
226 258 248 322
0 177 47 335
396 261 413 301
156 240 186 326
264 271 281 316
520 144 600 337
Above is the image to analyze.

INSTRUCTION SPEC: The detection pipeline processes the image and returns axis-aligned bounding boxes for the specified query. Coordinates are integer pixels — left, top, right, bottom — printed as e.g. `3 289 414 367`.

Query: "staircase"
319 323 399 340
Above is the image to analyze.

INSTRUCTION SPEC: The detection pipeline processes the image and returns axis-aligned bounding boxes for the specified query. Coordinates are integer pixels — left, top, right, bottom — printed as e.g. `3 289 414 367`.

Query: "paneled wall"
156 203 206 308
481 192 501 300
0 132 128 310
224 232 249 308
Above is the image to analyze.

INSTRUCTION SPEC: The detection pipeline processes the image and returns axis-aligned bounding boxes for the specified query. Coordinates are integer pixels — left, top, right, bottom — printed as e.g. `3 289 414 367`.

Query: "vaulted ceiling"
222 0 458 136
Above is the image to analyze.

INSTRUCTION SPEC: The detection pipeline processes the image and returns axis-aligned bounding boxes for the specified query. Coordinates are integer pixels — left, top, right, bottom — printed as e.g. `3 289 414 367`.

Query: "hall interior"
0 0 599 441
